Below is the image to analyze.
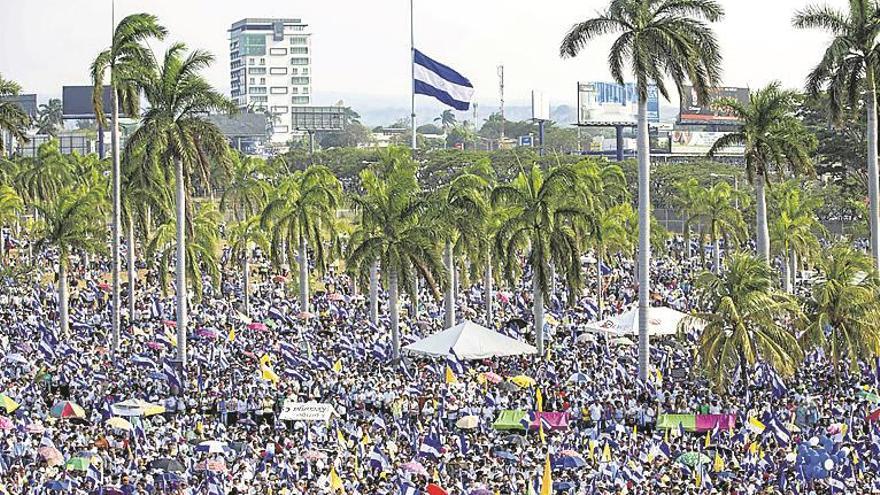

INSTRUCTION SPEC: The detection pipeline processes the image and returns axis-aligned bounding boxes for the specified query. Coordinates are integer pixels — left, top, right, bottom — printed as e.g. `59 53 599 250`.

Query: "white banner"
279 401 334 421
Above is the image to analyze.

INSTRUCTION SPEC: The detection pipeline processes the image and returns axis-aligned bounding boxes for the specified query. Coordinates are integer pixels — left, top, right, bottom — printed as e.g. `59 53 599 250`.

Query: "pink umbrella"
145 341 164 351
328 293 344 302
39 446 63 463
497 292 510 304
162 320 177 328
196 328 219 339
298 311 314 320
400 461 429 477
482 372 503 384
247 322 268 332
97 282 111 292
0 416 13 431
27 423 46 434
302 450 327 461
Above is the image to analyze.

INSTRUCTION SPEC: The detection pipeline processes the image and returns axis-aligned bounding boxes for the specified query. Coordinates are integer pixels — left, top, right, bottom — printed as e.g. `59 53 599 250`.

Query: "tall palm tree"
803 244 880 377
794 1 880 271
220 155 271 222
347 147 445 359
429 168 487 328
673 178 704 259
125 43 233 367
147 203 221 304
588 203 634 316
561 0 724 379
35 99 62 137
708 82 816 265
0 185 23 264
435 109 457 131
697 182 748 274
91 12 167 353
768 182 823 292
261 166 341 313
0 75 30 156
492 164 590 355
14 140 72 205
227 216 269 318
33 186 107 334
687 252 803 392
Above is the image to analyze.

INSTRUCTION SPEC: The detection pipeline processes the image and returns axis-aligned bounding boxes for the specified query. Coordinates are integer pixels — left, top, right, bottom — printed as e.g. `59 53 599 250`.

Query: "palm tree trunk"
755 174 770 264
243 253 250 318
369 259 379 325
684 223 692 259
298 234 309 313
110 91 121 352
533 260 545 357
782 249 792 294
0 226 6 266
389 268 400 360
412 272 419 319
596 246 604 318
636 94 651 381
175 157 187 368
59 257 69 335
867 71 880 271
127 217 136 324
444 240 455 329
713 231 721 275
790 249 798 290
484 252 493 327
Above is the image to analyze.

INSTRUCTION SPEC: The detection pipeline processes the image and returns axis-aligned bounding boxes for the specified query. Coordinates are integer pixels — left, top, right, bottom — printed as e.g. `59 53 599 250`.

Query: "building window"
249 58 255 65
241 34 266 56
291 77 309 85
290 36 308 45
259 58 266 65
290 57 309 66
271 106 289 114
269 67 288 75
250 87 267 94
290 68 299 75
302 68 309 75
291 87 299 95
302 87 309 94
250 95 268 103
290 47 309 55
274 125 290 133
291 25 305 31
270 87 288 94
249 78 255 85
269 47 288 56
292 96 309 104
248 67 266 75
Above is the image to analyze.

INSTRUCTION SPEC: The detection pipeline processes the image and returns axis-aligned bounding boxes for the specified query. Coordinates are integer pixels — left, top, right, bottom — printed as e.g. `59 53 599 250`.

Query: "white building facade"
229 18 312 145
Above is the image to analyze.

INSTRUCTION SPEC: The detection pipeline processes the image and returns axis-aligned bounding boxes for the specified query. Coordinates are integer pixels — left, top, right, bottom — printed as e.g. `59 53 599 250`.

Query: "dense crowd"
0 236 878 494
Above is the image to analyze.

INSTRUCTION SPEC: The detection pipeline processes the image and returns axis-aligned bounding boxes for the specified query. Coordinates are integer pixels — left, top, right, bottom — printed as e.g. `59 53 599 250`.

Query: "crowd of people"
0 236 878 494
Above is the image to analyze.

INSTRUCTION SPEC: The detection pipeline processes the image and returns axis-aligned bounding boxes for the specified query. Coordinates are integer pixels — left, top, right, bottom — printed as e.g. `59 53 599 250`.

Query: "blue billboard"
581 82 660 123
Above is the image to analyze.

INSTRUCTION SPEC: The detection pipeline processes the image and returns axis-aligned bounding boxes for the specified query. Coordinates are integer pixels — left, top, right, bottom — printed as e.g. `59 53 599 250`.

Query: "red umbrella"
145 341 164 351
162 320 177 328
247 322 267 331
97 282 111 292
273 275 288 283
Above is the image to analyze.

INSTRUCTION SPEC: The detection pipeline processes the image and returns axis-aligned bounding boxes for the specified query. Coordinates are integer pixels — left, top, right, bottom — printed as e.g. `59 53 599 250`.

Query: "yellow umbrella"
0 394 19 414
509 375 536 388
105 417 133 431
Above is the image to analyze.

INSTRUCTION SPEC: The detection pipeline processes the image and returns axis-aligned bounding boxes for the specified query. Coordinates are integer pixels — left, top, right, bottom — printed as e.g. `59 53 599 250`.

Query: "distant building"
205 113 270 155
229 18 312 146
16 134 96 158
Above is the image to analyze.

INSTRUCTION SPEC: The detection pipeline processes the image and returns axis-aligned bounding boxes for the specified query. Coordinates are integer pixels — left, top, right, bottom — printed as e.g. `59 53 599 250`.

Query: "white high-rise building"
229 18 312 145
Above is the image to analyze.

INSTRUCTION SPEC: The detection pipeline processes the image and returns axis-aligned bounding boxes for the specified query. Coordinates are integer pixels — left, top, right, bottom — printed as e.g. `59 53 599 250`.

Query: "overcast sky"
0 0 841 110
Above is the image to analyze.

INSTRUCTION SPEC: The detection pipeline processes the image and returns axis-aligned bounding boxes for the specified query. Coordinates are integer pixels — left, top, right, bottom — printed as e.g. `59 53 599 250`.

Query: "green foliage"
0 74 30 155
33 185 107 260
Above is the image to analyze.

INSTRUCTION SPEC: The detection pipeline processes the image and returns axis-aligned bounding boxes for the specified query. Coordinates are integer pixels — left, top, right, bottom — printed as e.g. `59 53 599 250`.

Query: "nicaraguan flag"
413 49 474 111
419 434 442 460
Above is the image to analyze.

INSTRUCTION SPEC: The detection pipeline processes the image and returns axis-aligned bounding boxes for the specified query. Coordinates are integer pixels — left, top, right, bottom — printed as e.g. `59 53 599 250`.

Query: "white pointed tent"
403 320 537 360
583 305 703 337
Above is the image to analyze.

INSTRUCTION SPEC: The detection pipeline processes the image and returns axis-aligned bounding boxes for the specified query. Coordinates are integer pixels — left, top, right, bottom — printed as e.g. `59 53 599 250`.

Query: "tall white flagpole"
410 0 417 151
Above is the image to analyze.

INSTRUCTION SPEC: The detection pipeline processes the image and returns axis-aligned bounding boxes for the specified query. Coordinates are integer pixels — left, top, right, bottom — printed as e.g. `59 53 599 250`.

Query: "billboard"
62 86 114 119
291 106 344 131
577 82 660 124
0 94 37 118
531 90 550 121
670 130 743 155
678 85 749 124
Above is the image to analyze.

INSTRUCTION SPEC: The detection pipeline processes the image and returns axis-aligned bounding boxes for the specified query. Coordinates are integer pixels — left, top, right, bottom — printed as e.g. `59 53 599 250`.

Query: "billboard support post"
538 120 545 157
615 125 625 162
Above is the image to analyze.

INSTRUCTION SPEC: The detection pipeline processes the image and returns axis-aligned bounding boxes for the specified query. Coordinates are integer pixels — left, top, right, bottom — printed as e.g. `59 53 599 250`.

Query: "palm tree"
125 43 233 367
261 166 342 314
347 147 445 359
220 155 271 222
588 203 634 316
91 12 167 353
560 0 724 380
147 203 221 305
698 182 748 274
492 164 590 355
803 245 880 377
0 75 30 156
14 139 72 204
794 1 880 271
672 178 704 259
768 182 823 292
33 186 107 334
708 82 816 265
429 168 488 328
0 185 23 264
35 99 62 137
227 216 269 318
687 252 803 392
435 109 457 131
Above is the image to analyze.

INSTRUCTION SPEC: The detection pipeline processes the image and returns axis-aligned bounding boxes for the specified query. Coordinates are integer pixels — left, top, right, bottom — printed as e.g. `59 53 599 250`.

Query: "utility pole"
497 65 505 144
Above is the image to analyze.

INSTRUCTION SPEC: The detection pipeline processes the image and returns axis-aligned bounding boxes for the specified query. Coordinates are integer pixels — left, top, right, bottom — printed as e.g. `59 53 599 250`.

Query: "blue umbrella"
43 480 70 491
493 450 517 462
568 372 589 383
554 455 587 469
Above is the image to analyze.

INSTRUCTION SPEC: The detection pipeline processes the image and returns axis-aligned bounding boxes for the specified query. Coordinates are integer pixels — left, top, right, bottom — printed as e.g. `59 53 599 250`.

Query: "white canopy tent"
402 320 537 360
582 306 703 337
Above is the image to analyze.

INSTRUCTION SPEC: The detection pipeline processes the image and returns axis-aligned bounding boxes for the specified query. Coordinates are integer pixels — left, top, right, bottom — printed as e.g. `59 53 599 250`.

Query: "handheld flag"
540 453 552 495
228 327 235 343
445 365 458 384
536 388 543 412
413 49 474 111
329 465 344 492
332 359 343 374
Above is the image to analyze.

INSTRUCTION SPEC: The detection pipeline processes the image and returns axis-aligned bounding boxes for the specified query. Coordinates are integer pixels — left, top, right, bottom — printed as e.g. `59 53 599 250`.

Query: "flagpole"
410 0 417 151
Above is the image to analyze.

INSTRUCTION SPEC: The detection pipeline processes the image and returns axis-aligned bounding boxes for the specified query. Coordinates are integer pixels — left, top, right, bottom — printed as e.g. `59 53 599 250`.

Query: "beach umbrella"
509 375 536 388
247 322 267 331
401 460 429 477
0 416 13 430
0 394 19 413
111 399 166 417
39 446 64 465
554 454 587 468
65 456 91 471
196 440 229 454
105 417 132 431
455 415 479 429
480 372 503 384
50 401 86 419
195 328 219 339
149 458 185 472
676 452 711 467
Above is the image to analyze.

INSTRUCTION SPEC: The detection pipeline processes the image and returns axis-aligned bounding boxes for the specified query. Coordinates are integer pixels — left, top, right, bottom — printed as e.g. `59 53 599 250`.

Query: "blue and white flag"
413 49 474 111
419 434 442 460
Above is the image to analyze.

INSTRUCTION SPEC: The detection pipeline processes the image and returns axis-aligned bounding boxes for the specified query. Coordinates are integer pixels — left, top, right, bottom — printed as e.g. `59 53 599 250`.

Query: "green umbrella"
857 390 880 403
676 452 711 467
65 456 91 471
